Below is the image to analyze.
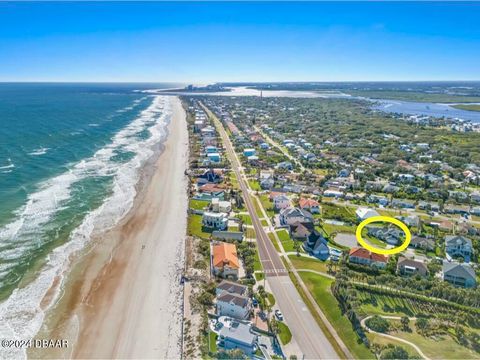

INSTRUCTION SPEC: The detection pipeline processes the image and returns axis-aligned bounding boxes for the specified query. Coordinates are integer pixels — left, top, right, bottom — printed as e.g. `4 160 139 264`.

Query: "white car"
275 309 284 321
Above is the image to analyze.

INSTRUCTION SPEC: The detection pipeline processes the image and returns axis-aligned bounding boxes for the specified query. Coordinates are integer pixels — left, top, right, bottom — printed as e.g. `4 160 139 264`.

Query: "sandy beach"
30 96 189 359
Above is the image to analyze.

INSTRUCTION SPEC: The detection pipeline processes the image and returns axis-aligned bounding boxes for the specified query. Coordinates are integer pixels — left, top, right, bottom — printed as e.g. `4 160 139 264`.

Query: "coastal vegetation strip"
452 104 480 112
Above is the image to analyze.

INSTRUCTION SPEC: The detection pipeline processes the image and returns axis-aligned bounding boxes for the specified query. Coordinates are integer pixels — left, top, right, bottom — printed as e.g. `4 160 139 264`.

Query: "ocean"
0 83 179 350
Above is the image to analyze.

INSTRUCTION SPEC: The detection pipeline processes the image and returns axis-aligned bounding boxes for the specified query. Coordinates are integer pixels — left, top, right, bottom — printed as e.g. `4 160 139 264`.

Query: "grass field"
258 194 275 218
278 322 292 345
208 331 217 353
248 179 262 191
452 104 480 112
321 222 356 234
239 214 252 225
289 255 330 273
187 214 213 239
255 272 265 281
189 199 209 211
274 229 302 253
299 272 374 359
267 232 281 252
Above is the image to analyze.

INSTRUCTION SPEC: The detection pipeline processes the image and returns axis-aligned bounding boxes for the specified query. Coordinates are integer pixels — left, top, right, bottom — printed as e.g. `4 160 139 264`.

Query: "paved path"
202 103 341 359
361 315 430 360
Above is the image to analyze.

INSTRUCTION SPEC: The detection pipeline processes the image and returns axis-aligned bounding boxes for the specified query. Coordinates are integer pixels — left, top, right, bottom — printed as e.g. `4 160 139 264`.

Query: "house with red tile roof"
299 198 321 214
349 247 388 269
212 242 240 279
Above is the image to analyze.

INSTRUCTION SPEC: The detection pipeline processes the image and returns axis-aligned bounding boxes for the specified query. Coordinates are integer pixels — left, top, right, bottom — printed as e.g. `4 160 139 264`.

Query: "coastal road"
201 102 341 359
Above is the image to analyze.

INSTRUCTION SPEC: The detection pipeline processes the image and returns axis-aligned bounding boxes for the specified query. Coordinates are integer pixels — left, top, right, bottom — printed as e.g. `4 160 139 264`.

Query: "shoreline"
29 96 189 359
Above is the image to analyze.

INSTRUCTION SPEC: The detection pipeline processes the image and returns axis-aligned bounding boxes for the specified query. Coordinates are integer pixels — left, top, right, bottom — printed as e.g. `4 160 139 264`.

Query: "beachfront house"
349 247 388 269
196 168 222 185
202 212 228 230
216 293 251 320
442 262 476 288
445 235 473 261
397 257 428 277
196 183 225 201
207 152 221 163
212 242 240 279
217 318 258 355
216 280 248 297
211 198 232 213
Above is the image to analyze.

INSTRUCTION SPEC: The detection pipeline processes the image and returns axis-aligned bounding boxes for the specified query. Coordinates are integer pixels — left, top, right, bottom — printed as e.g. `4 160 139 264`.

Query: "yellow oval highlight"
355 216 411 255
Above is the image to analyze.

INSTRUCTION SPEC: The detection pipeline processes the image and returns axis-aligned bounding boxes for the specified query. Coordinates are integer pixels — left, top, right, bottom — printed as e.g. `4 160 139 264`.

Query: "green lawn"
267 292 276 307
250 195 265 219
289 255 330 273
228 224 239 232
255 272 265 281
277 322 292 345
267 232 281 252
239 214 252 225
189 199 210 211
229 172 240 190
321 203 357 223
275 229 303 253
321 223 356 234
259 194 275 218
299 272 374 359
261 219 268 226
254 248 262 271
187 214 213 239
276 229 290 242
248 179 262 191
452 104 480 112
208 331 218 353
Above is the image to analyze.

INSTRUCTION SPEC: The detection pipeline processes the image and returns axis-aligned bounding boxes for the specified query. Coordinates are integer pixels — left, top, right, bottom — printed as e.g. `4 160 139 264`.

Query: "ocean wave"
0 159 14 170
0 95 173 359
28 147 49 156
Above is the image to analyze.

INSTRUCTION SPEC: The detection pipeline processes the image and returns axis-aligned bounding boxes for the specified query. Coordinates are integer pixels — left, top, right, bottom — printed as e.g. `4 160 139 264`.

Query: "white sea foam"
28 147 49 156
0 158 14 170
0 95 173 359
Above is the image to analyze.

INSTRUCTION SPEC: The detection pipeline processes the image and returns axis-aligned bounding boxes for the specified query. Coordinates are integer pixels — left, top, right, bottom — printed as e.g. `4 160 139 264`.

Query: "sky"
0 1 479 83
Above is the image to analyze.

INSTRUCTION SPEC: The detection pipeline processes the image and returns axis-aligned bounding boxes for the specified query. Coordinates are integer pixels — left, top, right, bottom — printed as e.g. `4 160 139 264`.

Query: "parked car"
252 297 258 307
275 309 284 321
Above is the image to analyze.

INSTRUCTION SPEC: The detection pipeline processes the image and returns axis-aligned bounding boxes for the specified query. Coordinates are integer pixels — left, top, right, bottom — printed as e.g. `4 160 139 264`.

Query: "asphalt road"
202 103 340 359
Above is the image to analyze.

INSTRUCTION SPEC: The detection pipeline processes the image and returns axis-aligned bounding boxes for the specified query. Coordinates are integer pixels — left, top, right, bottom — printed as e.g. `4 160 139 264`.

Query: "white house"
202 212 228 230
217 317 258 355
356 207 380 221
273 194 290 210
216 293 251 320
211 198 232 213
